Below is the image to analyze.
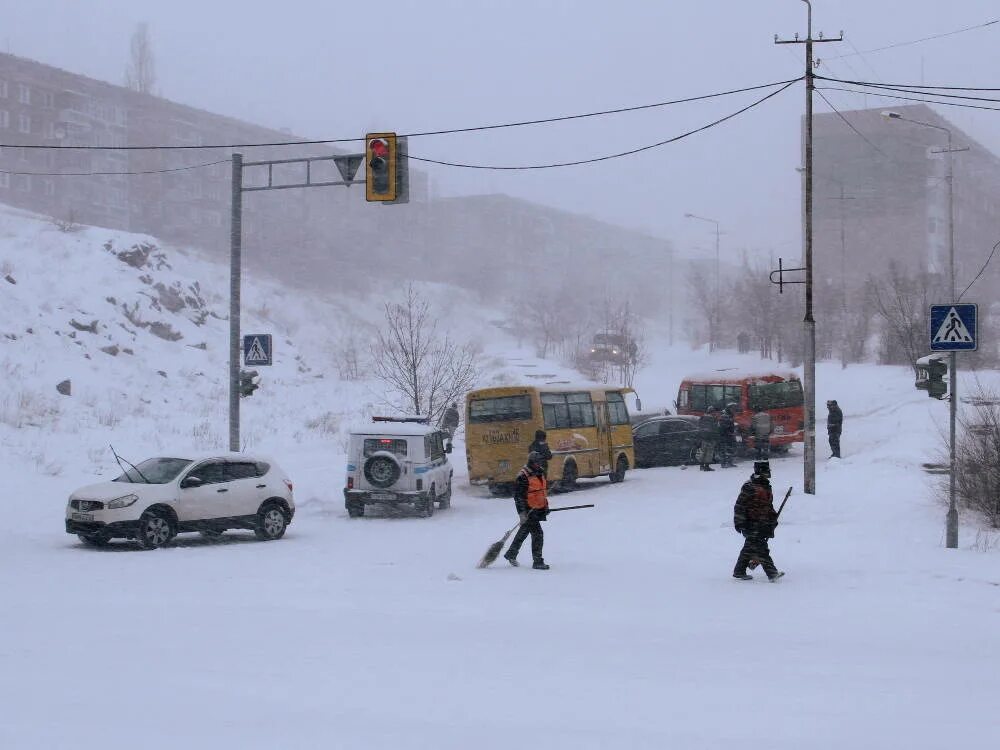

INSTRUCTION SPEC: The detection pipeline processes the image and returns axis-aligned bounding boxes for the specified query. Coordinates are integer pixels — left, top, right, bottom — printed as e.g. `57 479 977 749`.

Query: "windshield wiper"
110 445 150 483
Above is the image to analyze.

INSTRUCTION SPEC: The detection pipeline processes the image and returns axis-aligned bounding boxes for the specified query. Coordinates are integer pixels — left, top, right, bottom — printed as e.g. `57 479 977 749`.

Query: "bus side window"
690 385 707 411
678 388 689 409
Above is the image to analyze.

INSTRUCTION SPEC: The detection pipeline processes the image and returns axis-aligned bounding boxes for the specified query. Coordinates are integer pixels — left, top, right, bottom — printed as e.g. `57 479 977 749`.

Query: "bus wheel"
489 482 511 497
610 455 628 483
560 462 578 492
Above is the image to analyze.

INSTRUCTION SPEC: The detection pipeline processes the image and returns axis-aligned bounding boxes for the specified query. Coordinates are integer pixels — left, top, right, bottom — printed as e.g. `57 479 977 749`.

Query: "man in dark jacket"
698 407 719 471
528 429 553 476
441 402 460 438
827 399 843 458
732 461 784 581
717 404 737 468
504 452 550 570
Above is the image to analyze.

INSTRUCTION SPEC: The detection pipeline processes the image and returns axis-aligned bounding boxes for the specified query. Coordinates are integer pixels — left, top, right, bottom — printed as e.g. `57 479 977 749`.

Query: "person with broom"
732 461 784 581
503 452 550 570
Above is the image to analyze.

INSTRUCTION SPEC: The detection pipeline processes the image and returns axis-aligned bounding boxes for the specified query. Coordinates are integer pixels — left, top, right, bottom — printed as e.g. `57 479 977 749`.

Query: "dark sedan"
632 415 705 468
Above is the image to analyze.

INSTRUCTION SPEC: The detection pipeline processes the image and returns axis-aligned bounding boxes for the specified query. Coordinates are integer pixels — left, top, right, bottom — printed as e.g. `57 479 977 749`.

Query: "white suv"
65 452 295 549
344 418 454 518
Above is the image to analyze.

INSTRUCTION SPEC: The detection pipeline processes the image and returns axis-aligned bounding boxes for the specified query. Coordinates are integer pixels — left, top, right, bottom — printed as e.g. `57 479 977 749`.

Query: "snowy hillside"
2 205 1000 749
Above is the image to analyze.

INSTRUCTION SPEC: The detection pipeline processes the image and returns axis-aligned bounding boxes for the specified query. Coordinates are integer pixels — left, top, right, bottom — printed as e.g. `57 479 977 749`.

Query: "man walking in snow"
441 402 460 438
504 452 550 570
827 399 843 458
732 461 784 581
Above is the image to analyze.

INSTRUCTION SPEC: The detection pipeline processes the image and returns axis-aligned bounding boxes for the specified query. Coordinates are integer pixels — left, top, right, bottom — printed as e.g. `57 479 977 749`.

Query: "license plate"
369 492 395 501
774 425 785 434
72 512 94 521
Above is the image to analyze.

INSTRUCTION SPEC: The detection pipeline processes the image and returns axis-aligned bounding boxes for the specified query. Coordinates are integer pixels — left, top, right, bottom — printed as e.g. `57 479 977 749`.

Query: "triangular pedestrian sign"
932 307 974 344
246 337 267 361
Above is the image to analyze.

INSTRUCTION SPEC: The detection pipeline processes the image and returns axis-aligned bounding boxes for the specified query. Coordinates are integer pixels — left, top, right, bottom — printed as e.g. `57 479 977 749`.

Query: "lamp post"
684 212 721 352
881 109 961 548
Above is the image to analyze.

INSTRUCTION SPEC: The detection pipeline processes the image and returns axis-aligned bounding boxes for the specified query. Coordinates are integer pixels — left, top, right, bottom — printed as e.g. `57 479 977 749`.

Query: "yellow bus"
465 384 636 495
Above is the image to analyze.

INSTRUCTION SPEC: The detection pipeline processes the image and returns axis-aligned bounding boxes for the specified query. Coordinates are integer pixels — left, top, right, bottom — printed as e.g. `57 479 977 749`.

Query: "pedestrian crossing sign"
243 334 273 365
930 304 977 352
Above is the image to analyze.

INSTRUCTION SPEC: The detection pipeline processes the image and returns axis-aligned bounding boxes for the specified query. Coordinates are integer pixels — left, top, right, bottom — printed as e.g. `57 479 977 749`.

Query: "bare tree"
866 262 942 375
686 266 716 351
945 385 1000 529
124 22 157 95
370 284 481 422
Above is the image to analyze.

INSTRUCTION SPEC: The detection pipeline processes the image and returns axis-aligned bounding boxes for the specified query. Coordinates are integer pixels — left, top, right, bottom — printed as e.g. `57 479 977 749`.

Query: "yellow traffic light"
365 132 398 202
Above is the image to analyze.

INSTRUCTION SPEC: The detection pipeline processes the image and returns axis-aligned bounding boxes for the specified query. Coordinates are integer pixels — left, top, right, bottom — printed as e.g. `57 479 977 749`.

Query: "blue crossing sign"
930 304 977 352
243 334 273 366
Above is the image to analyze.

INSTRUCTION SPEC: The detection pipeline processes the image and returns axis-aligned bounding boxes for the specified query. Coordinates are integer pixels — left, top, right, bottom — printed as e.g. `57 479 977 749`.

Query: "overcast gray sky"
6 0 999 260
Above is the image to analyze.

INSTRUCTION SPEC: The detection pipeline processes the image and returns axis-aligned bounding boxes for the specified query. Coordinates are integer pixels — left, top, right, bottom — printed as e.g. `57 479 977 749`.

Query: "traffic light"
926 359 947 399
365 132 397 202
239 369 260 398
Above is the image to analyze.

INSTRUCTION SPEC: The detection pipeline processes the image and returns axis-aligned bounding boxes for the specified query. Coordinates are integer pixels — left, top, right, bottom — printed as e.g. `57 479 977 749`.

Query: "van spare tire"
364 452 401 488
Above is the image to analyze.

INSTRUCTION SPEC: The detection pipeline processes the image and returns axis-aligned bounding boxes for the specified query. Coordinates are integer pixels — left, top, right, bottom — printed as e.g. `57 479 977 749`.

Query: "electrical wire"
814 89 892 160
816 74 1000 93
407 79 800 170
826 18 1000 59
0 78 804 153
817 85 1000 113
818 77 1000 104
958 239 1000 301
0 158 231 177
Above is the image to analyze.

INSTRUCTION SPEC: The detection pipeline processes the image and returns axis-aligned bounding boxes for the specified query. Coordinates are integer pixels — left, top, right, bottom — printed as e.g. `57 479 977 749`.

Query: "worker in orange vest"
504 452 550 570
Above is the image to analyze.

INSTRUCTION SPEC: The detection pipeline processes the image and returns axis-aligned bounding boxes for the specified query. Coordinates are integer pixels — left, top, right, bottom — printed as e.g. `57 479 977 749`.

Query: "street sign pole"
930 302 977 549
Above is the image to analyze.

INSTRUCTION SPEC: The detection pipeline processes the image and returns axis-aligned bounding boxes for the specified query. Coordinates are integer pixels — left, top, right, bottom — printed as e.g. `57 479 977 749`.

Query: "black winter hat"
752 461 771 478
534 430 546 440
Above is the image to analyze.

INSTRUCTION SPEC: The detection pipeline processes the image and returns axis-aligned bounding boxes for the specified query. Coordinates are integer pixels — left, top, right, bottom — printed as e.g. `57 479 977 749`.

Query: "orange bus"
675 370 804 452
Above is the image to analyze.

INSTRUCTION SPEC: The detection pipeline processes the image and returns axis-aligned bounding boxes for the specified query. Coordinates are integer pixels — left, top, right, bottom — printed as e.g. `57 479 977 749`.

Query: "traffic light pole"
775 0 842 496
229 153 243 452
227 150 367 451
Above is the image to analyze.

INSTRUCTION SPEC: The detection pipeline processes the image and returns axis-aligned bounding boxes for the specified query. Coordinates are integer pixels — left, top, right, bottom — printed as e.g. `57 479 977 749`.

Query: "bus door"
595 401 614 475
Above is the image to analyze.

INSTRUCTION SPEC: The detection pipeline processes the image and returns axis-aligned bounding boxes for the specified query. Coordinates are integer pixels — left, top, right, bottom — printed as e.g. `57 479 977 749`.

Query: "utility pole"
775 0 843 495
229 153 243 452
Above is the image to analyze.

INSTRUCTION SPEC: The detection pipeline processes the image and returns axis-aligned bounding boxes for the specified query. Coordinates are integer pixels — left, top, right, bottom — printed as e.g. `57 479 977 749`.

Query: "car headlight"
107 493 139 509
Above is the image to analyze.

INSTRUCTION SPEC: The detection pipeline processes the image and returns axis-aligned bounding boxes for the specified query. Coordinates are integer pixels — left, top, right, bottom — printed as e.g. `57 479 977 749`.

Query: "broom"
477 504 594 568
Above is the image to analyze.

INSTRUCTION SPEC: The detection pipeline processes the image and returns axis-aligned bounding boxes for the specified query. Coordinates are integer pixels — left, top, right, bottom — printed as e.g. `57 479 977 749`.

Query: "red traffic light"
369 138 389 159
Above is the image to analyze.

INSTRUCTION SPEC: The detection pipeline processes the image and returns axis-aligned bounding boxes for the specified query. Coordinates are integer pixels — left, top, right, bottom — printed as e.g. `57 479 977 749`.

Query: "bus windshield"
749 380 803 411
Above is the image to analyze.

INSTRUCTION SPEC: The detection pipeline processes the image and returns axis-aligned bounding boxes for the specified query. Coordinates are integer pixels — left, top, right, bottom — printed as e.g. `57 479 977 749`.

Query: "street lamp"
684 212 721 352
881 109 961 549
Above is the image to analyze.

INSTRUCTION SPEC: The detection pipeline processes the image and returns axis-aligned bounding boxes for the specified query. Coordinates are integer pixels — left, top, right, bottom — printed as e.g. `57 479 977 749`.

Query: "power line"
814 89 892 159
0 158 231 177
407 79 800 170
826 17 1000 59
816 74 1000 92
958 239 1000 301
0 78 803 153
817 85 1000 113
818 76 1000 104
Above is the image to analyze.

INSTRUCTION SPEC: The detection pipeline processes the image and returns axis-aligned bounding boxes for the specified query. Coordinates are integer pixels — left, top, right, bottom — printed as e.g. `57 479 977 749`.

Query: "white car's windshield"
113 457 192 484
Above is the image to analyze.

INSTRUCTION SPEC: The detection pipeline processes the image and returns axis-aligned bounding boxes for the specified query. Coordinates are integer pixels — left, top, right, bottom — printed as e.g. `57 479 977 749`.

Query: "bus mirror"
634 397 642 412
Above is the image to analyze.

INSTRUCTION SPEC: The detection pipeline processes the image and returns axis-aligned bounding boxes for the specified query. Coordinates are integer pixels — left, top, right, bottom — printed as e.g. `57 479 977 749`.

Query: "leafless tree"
686 266 716 351
943 385 1000 529
866 262 942 376
334 332 365 381
124 22 157 95
370 284 481 422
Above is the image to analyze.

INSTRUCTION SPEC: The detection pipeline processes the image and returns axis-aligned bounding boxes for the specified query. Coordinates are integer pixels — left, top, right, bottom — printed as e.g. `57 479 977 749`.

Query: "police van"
343 416 454 518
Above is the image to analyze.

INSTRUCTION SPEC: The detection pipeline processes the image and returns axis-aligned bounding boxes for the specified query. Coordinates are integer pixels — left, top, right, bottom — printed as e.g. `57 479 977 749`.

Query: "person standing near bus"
751 407 772 459
827 400 843 458
528 429 553 476
504 452 550 570
733 461 783 581
441 402 460 438
718 404 737 468
698 407 719 471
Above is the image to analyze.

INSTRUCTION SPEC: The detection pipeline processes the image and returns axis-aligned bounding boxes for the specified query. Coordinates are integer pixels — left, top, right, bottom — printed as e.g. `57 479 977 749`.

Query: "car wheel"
78 532 110 547
254 502 288 541
610 455 628 483
137 510 175 550
419 487 435 518
438 479 452 509
346 500 365 518
364 455 401 489
687 444 701 465
560 462 578 492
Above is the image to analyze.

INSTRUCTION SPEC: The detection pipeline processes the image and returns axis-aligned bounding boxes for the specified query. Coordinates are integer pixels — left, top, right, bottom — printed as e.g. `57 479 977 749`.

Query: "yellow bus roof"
468 384 635 398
